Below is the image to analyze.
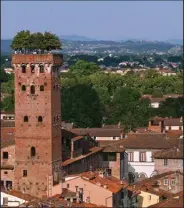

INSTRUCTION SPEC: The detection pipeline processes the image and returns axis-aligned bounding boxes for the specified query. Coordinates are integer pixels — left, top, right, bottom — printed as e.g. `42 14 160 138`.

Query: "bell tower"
12 54 63 197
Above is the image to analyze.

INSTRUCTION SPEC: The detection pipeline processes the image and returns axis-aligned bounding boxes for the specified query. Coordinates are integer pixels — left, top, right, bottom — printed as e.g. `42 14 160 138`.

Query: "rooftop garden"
11 30 62 54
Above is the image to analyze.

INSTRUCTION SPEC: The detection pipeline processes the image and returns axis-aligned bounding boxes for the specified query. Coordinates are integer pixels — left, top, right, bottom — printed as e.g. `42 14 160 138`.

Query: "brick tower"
12 54 63 198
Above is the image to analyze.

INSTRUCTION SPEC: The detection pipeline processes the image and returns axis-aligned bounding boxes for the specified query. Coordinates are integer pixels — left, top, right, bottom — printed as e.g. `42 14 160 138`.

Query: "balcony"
12 54 63 65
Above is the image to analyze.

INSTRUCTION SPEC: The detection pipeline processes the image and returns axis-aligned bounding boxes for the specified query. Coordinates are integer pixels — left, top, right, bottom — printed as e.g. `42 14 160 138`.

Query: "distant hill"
59 35 96 41
167 39 183 45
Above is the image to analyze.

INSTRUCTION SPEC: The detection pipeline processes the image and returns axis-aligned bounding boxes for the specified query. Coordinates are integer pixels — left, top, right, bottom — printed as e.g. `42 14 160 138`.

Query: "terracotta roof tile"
81 171 125 193
153 147 183 159
164 118 183 126
71 135 84 142
1 120 15 127
62 146 103 166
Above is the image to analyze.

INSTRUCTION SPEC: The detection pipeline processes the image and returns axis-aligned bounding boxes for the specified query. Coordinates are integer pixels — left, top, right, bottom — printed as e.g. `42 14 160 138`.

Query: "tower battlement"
12 54 63 65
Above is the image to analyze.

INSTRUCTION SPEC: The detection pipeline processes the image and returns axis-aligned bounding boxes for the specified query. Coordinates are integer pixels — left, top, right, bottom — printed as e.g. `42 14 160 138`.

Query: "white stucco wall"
151 102 159 108
165 126 183 131
95 136 121 141
1 192 26 207
127 150 155 178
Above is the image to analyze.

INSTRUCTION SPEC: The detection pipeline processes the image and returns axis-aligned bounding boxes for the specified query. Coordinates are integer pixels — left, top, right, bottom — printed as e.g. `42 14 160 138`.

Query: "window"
148 195 152 200
23 170 27 177
108 153 116 161
140 152 146 162
24 116 28 122
38 116 43 122
31 64 35 73
4 171 8 175
21 85 26 91
40 85 44 91
171 180 176 185
6 181 12 189
39 65 44 73
164 159 168 166
128 152 134 162
169 126 171 130
31 147 36 157
30 85 35 94
179 126 182 130
21 65 26 73
3 152 8 159
67 183 69 188
164 179 168 185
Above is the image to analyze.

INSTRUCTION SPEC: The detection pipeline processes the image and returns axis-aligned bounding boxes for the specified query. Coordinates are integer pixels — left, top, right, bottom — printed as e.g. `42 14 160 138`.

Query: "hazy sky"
2 1 183 40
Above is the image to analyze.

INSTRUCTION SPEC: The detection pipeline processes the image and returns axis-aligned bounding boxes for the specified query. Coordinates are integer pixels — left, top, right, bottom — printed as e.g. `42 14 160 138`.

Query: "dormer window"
39 65 44 73
31 64 35 73
30 85 35 94
21 65 26 73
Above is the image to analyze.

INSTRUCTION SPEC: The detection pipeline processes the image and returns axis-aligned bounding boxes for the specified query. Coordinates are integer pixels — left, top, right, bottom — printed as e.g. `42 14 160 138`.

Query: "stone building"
12 54 63 198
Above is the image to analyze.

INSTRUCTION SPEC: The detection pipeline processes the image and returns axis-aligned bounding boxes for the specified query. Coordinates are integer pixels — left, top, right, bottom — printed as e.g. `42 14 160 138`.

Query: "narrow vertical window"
21 85 26 91
23 170 27 177
40 85 44 91
39 65 44 73
31 147 36 157
30 85 35 94
21 65 26 73
31 64 35 73
38 116 43 122
24 116 29 122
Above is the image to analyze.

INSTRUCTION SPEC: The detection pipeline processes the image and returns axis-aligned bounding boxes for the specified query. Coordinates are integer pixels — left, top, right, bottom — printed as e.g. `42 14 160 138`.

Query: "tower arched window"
21 65 26 73
30 85 35 94
21 85 26 91
40 85 44 91
31 64 35 73
38 116 43 122
24 116 29 122
31 147 36 157
39 65 44 73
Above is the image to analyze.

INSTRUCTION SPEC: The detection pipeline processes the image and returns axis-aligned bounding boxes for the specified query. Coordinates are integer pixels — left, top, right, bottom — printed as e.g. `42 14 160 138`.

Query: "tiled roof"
61 146 103 166
71 128 123 137
112 133 172 149
1 138 15 148
6 189 38 201
81 171 126 193
61 188 76 198
71 135 84 142
148 191 183 208
153 147 184 159
128 171 183 198
150 116 165 121
164 118 183 126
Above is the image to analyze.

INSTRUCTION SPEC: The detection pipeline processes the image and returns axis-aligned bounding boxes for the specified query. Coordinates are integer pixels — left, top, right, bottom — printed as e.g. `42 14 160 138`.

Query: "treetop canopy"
11 30 62 52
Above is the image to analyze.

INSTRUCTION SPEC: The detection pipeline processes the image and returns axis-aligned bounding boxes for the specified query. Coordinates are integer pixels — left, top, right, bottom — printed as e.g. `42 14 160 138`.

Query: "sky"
1 1 183 41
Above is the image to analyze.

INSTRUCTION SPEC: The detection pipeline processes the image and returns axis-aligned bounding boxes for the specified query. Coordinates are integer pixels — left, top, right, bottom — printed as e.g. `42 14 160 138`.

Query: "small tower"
12 53 63 198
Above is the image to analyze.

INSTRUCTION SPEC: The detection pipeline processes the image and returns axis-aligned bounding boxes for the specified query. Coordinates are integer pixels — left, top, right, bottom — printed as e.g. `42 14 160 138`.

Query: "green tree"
106 87 150 130
61 84 104 127
1 96 14 112
69 60 100 76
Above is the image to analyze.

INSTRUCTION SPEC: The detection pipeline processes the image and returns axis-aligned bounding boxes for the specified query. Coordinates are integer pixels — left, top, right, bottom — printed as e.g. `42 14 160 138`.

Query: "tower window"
21 85 26 91
40 85 44 91
31 65 35 73
24 116 29 122
39 65 44 73
30 85 35 94
23 170 27 177
31 147 36 157
3 152 8 159
21 65 26 73
38 116 43 122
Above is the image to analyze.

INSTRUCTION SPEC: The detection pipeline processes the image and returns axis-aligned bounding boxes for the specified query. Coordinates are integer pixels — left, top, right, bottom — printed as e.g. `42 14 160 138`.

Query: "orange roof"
81 171 127 193
62 146 103 166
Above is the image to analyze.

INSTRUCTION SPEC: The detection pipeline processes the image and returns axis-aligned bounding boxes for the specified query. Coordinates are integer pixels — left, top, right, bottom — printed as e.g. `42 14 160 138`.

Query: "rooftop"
61 146 103 167
153 147 184 159
71 128 123 137
81 171 127 193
